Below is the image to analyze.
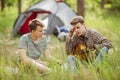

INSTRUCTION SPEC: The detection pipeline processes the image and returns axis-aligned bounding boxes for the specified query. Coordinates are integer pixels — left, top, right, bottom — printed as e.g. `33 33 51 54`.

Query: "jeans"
63 46 109 72
93 46 108 64
62 55 77 73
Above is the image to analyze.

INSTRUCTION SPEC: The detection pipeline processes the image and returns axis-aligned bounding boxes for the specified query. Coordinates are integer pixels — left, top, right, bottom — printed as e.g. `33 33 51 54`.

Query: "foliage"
111 0 120 8
5 0 41 7
85 0 100 11
6 0 17 6
0 0 41 34
0 0 120 80
64 0 77 12
0 7 17 34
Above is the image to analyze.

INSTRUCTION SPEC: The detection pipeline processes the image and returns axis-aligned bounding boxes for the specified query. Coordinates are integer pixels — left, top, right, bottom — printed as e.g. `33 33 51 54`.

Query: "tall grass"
0 36 120 80
0 0 120 80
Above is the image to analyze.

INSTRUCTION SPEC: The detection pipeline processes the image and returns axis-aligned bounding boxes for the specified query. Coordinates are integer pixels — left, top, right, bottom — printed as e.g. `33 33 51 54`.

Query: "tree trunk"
77 0 85 17
1 0 5 11
18 0 21 16
101 0 105 9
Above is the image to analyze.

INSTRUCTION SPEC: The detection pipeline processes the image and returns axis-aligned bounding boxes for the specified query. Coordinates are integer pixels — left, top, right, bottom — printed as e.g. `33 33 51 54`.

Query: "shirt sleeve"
19 35 27 49
65 34 79 55
92 31 112 49
42 36 48 51
66 41 71 55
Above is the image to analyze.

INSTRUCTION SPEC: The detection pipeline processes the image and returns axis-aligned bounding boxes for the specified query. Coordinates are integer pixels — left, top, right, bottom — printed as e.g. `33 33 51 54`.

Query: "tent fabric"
12 0 76 37
46 14 64 34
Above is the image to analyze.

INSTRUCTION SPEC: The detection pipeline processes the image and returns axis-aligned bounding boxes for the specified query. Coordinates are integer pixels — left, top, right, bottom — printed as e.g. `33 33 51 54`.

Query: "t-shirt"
19 33 48 60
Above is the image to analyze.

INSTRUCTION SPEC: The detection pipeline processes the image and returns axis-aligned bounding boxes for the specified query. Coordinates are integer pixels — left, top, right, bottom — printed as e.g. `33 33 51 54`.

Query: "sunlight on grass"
0 0 120 80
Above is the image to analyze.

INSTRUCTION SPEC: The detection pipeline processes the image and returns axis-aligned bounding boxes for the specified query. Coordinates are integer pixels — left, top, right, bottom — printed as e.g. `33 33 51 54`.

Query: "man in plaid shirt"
64 16 112 72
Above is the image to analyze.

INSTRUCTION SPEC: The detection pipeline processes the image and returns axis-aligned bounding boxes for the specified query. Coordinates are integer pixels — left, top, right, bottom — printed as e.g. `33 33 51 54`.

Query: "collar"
84 29 89 39
71 29 90 41
77 29 89 41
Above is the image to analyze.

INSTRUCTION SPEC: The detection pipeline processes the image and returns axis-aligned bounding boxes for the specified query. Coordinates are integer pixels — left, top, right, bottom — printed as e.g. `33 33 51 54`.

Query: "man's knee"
67 55 77 64
100 46 109 54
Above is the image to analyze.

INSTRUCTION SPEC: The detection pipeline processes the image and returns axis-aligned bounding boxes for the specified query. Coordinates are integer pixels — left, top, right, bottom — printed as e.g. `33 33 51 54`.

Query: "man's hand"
69 27 75 38
35 60 48 66
76 25 86 36
56 60 62 66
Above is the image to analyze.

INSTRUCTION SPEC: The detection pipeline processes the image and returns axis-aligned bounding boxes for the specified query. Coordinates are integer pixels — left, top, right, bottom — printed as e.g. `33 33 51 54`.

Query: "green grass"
0 7 18 34
0 1 120 80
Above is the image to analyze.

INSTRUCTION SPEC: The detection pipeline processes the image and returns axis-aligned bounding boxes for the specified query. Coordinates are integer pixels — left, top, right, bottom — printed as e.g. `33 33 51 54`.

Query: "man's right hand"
69 27 75 38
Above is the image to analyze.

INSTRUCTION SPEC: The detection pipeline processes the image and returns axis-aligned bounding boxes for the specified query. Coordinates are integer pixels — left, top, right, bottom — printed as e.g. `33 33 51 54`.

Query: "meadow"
0 0 120 80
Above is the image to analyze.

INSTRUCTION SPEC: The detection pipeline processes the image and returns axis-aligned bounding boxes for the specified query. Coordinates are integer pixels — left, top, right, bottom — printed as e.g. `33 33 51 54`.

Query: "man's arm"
92 31 112 50
43 49 61 65
65 27 75 55
19 49 51 73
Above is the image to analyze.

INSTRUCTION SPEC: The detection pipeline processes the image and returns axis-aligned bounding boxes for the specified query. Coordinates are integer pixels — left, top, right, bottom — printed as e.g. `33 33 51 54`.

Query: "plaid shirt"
66 29 112 58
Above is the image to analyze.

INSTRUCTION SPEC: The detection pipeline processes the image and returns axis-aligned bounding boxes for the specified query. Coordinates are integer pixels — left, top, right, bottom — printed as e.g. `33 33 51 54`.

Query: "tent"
12 0 76 37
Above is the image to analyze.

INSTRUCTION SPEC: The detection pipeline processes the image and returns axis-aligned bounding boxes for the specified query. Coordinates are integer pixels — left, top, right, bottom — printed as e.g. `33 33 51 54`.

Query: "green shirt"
19 33 48 60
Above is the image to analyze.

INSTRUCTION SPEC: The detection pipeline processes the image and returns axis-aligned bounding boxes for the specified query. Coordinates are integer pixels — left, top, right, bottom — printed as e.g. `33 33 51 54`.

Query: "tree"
77 0 84 17
1 0 5 11
101 0 105 9
18 0 21 16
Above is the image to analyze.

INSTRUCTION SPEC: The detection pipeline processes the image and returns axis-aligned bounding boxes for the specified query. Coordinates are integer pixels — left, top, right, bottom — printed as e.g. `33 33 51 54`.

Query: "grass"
0 7 18 34
0 1 120 80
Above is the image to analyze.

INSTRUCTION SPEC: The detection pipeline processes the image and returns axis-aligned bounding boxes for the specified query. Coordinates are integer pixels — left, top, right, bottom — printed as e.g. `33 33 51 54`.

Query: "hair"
70 16 84 25
29 19 44 32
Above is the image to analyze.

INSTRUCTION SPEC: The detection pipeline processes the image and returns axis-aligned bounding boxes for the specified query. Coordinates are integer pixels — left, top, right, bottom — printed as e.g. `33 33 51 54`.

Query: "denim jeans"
93 46 108 64
63 46 109 72
62 55 77 73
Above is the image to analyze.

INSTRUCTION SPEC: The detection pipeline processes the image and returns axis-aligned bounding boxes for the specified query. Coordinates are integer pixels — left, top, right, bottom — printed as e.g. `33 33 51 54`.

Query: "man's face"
32 26 43 38
72 22 86 36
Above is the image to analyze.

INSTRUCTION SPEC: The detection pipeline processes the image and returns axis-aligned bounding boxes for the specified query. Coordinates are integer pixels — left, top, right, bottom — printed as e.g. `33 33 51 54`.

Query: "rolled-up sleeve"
93 31 112 49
